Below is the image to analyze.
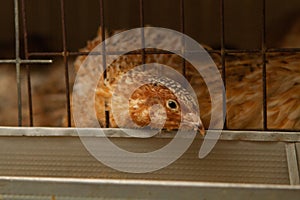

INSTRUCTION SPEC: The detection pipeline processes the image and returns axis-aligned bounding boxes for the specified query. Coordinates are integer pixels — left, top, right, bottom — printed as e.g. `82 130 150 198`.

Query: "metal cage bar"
14 0 22 126
99 0 110 128
180 0 187 77
139 0 146 73
21 0 33 126
220 0 227 130
261 0 268 130
60 0 71 127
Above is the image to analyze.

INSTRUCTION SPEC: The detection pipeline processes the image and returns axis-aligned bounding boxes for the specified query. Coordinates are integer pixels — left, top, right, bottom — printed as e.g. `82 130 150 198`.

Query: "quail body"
73 28 300 131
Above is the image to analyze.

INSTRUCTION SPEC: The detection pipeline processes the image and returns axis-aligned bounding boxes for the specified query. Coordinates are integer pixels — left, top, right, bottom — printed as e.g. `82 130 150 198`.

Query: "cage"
0 0 300 199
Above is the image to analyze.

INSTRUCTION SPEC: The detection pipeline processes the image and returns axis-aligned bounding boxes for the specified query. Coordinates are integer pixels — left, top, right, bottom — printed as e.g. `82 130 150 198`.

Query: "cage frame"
0 0 300 198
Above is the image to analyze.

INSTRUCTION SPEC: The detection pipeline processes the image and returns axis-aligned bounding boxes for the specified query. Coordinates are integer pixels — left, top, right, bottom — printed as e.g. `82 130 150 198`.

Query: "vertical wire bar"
220 0 227 130
99 0 109 128
261 0 267 130
139 0 146 65
99 0 107 79
60 0 71 127
14 0 22 126
21 0 33 126
180 0 186 77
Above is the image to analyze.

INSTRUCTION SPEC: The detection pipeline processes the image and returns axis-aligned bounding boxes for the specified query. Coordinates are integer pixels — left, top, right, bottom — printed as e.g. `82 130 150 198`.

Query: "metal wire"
14 0 22 126
25 48 300 57
180 0 186 77
99 0 110 128
139 0 146 67
60 0 71 127
20 0 32 126
261 0 267 130
0 59 53 64
220 0 227 130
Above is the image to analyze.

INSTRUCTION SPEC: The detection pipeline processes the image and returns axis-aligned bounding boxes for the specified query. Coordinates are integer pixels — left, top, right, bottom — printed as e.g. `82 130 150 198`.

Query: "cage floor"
0 134 290 185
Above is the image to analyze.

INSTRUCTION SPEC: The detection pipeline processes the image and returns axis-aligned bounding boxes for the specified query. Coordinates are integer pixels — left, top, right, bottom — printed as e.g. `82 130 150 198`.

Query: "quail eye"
166 99 178 110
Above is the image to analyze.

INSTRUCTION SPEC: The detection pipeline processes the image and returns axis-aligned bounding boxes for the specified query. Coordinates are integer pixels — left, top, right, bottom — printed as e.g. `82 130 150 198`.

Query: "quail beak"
197 122 206 136
183 113 206 136
184 120 206 136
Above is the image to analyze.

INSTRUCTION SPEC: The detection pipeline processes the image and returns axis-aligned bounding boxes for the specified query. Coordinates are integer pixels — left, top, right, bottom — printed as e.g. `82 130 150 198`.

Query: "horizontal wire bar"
28 52 64 56
26 47 300 58
1 48 298 64
225 49 261 53
0 59 53 64
267 48 300 53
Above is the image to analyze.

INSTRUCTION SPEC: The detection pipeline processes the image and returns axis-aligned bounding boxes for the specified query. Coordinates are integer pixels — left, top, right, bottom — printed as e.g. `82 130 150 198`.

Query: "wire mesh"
0 0 53 126
0 0 299 131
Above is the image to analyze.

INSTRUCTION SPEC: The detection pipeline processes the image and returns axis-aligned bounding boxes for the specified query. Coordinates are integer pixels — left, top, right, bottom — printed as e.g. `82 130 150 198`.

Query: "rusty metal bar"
180 0 186 77
60 0 71 127
261 0 267 130
28 52 68 56
99 0 107 78
226 49 261 53
99 0 110 128
220 0 227 130
27 48 300 58
31 50 221 56
21 0 33 126
139 0 146 66
29 47 300 58
267 48 300 53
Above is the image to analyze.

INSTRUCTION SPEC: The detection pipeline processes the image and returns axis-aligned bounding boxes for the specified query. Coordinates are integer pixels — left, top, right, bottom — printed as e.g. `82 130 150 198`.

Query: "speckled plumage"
73 28 300 131
105 69 203 133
